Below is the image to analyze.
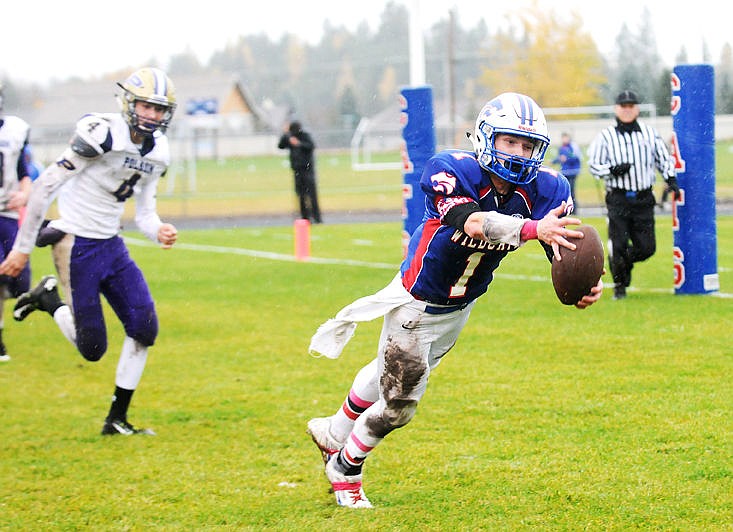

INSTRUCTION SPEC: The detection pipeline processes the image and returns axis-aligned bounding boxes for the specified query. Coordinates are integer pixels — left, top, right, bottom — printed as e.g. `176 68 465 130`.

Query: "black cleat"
101 418 156 436
13 275 63 321
613 285 627 300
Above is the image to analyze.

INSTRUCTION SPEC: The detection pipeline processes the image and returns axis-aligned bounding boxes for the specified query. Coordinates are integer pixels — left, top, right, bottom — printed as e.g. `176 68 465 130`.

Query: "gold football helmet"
117 67 176 136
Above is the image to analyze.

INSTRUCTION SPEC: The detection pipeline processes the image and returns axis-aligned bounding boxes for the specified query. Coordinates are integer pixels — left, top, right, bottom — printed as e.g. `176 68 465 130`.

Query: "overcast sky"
1 0 724 85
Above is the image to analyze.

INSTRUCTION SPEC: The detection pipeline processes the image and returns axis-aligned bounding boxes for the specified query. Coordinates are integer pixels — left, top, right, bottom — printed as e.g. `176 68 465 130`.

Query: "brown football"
551 224 604 305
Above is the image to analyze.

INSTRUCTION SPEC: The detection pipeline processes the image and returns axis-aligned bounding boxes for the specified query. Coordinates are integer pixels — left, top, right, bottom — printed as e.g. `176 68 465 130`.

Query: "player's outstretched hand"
575 275 604 309
537 203 583 260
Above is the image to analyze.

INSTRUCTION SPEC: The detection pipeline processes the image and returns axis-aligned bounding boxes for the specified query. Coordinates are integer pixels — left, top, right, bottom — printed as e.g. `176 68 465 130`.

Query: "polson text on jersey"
123 157 155 174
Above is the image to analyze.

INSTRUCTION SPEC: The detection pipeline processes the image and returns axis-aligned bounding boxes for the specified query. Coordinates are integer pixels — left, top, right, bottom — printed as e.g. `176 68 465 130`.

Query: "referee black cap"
615 90 639 105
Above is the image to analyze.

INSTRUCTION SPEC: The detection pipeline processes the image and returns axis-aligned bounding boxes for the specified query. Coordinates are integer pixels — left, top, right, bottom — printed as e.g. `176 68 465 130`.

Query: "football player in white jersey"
0 68 179 435
0 84 33 362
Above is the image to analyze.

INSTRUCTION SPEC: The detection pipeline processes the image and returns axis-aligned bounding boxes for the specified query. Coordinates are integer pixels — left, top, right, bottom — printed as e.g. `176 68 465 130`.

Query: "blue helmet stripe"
517 94 535 125
517 94 527 125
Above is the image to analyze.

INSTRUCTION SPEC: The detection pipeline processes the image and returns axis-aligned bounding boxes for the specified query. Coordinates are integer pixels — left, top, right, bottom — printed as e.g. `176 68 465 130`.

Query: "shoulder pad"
3 115 30 134
71 114 113 157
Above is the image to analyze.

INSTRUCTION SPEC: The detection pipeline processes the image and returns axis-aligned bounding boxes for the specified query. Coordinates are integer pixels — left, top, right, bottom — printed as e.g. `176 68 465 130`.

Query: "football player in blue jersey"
0 83 33 362
307 92 604 508
0 68 179 435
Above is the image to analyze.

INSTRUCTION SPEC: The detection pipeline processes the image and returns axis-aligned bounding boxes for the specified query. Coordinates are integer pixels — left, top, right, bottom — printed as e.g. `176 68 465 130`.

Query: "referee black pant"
605 188 656 288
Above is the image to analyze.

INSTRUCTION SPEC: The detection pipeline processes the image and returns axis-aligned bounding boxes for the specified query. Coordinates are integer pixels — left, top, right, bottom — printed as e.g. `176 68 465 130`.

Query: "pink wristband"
520 220 539 241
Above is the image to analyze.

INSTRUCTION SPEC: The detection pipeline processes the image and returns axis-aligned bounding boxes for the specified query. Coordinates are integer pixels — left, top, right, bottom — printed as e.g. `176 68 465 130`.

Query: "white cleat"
306 417 343 465
325 454 373 509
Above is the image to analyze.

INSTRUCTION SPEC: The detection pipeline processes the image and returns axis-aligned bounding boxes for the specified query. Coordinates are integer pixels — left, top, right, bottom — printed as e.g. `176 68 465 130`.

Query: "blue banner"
671 64 718 294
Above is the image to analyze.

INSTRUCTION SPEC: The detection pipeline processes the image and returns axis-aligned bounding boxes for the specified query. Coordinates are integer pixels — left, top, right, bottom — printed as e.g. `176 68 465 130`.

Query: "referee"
588 90 679 299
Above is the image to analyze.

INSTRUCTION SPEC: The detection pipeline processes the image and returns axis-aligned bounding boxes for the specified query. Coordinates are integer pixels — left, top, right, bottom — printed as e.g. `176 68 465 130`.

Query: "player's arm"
447 201 582 257
134 178 177 248
436 187 532 247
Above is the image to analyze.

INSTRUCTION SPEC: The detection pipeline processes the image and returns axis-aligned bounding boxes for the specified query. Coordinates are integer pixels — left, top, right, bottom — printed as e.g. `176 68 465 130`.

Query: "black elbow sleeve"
442 201 481 230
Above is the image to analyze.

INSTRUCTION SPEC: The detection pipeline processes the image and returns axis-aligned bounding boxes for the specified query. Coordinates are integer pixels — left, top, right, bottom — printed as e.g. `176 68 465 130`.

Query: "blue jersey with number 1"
400 149 572 306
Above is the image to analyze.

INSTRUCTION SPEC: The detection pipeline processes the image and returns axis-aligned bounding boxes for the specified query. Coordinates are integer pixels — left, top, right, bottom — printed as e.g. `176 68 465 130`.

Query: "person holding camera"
278 121 322 224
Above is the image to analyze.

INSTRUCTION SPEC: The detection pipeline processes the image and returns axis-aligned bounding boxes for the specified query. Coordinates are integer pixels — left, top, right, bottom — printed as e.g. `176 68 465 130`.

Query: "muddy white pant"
336 296 476 467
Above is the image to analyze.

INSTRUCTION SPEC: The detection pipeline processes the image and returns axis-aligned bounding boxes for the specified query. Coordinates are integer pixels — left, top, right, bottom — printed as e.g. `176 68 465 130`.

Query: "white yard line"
124 236 733 297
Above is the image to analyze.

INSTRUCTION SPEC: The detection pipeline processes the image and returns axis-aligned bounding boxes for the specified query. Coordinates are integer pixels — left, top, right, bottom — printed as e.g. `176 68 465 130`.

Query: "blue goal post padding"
671 64 719 294
400 86 436 253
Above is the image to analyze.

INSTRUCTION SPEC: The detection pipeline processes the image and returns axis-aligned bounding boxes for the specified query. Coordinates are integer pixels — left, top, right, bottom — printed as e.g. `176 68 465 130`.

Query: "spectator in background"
552 132 581 209
0 83 33 362
587 90 679 300
278 121 322 224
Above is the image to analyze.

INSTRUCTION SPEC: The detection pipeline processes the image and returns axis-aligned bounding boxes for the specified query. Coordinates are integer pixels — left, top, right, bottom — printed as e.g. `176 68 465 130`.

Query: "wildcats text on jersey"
449 229 518 252
123 157 155 174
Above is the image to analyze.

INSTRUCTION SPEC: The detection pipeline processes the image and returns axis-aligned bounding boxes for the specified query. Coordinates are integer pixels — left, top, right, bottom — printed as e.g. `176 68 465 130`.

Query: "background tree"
167 48 205 77
425 14 490 121
477 8 605 108
653 68 673 117
608 8 665 109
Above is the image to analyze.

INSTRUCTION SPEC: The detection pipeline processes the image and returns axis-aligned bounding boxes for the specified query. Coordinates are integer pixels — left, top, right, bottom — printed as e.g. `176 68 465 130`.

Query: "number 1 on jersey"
448 252 483 298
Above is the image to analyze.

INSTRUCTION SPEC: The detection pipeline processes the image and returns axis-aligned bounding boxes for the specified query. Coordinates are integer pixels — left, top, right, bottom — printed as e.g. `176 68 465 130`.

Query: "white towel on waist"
308 273 413 359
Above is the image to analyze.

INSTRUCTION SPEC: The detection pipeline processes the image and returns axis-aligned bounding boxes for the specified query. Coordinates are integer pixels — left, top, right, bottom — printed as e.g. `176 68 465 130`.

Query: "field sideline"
1 214 731 530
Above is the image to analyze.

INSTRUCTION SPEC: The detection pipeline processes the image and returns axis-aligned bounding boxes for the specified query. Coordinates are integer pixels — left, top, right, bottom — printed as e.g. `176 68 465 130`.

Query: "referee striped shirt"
587 121 676 191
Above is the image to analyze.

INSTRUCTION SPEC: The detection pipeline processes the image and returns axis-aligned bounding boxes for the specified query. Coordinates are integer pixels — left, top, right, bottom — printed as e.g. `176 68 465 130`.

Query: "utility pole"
408 0 426 86
448 8 457 144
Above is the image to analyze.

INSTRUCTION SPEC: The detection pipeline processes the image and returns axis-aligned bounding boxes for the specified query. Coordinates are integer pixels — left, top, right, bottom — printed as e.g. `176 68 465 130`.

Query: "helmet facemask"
476 121 549 184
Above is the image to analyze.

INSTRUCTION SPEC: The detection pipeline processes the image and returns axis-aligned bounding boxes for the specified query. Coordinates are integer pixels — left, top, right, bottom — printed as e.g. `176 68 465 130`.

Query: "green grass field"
1 211 731 529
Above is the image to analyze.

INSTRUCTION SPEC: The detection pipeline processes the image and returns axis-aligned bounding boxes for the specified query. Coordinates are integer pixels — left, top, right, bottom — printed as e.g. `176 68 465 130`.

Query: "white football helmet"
117 67 177 136
469 92 549 185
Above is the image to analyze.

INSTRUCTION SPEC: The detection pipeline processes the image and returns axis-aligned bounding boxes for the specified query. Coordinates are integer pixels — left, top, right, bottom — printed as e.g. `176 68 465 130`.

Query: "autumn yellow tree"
478 6 606 108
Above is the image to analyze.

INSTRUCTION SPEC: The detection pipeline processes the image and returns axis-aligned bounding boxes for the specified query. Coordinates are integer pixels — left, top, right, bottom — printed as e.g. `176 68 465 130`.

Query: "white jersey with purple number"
53 113 169 238
400 149 571 306
14 113 169 254
0 115 30 218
